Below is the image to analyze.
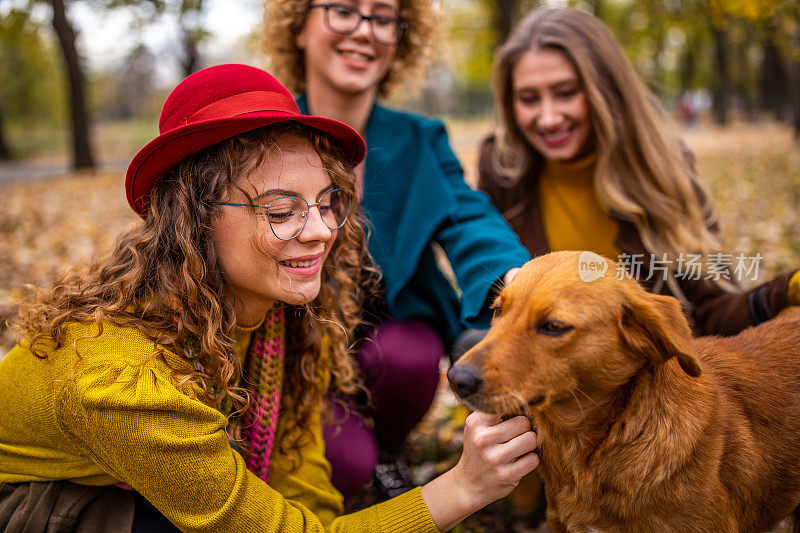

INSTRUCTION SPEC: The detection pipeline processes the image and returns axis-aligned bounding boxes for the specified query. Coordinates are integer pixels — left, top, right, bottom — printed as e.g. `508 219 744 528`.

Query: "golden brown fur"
451 251 800 532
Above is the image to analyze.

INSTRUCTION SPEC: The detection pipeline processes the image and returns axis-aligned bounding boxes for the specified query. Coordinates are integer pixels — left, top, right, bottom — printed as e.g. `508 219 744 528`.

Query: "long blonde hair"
491 8 721 284
15 122 373 463
262 0 438 97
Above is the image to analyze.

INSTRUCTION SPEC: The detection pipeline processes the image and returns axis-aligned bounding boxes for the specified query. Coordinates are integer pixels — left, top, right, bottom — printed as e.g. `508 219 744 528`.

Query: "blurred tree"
94 43 157 119
444 0 496 114
0 106 9 159
49 0 94 169
621 1 669 94
587 0 604 20
0 9 63 121
25 0 205 168
433 0 800 129
493 0 518 45
792 12 800 137
759 22 786 120
176 0 209 76
706 0 799 124
0 8 63 159
679 30 700 94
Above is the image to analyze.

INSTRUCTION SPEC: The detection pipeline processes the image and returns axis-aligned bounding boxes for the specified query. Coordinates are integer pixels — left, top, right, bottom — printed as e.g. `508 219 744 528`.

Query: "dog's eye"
536 320 573 336
491 302 502 319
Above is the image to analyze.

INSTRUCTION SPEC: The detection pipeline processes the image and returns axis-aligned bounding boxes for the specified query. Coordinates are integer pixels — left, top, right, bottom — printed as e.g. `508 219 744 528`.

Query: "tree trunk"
794 57 800 138
0 105 11 160
50 0 94 170
588 0 604 21
793 27 800 137
711 26 730 125
494 0 517 47
679 35 696 94
180 33 199 76
652 31 666 97
179 0 204 77
734 25 754 121
760 31 787 121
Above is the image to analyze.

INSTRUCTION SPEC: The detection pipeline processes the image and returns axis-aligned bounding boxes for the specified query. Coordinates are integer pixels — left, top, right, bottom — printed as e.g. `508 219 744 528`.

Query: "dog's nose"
447 365 484 398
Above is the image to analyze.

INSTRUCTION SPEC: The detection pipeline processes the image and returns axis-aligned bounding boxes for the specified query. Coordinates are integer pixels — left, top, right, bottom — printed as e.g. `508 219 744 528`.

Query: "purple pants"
322 320 443 499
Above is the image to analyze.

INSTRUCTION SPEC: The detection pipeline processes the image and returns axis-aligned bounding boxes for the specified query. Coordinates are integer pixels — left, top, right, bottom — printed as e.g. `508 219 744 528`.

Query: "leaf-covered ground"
1 121 799 531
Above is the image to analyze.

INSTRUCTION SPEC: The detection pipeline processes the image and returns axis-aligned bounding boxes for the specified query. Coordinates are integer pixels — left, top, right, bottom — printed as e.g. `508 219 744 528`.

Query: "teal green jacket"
299 97 530 344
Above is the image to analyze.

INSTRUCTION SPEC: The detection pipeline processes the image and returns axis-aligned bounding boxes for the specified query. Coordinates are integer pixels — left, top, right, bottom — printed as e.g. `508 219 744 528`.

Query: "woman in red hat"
0 64 538 532
263 0 532 501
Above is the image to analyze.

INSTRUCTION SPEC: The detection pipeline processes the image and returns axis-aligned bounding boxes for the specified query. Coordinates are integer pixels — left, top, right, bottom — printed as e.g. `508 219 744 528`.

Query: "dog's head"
448 251 701 424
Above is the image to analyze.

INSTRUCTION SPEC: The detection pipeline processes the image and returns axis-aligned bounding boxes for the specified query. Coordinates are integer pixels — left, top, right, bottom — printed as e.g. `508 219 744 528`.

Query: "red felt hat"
125 63 366 217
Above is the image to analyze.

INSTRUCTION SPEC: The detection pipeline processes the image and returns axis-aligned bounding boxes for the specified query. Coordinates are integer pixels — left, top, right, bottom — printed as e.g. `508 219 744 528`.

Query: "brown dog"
449 251 800 533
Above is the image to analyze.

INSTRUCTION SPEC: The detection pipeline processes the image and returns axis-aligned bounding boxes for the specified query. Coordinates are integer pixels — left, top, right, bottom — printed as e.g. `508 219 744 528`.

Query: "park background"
1 0 800 531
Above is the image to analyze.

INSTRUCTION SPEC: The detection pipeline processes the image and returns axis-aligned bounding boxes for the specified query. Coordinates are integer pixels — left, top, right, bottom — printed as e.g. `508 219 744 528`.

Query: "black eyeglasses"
212 188 353 241
308 3 407 46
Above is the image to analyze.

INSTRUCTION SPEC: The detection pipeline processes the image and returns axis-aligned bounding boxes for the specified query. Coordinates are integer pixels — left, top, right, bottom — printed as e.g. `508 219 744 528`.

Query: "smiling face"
511 47 593 162
211 135 340 325
296 0 400 98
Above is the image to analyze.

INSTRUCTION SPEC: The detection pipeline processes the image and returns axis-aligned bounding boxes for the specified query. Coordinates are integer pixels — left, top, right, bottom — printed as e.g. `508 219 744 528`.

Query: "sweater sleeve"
683 269 796 335
424 121 530 327
268 422 435 532
55 355 437 533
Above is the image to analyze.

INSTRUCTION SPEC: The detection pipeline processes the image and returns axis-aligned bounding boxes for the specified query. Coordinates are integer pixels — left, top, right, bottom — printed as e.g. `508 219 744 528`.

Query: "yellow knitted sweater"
0 321 437 532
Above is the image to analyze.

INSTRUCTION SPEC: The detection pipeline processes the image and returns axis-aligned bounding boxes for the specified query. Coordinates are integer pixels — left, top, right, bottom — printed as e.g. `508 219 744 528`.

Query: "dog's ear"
619 291 702 377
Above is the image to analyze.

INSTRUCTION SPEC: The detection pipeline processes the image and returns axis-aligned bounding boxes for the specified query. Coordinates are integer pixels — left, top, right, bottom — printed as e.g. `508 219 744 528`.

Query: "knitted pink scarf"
242 304 285 483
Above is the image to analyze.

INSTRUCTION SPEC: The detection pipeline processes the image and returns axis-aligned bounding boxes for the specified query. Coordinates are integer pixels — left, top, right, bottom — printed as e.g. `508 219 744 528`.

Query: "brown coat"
0 481 135 532
477 135 794 336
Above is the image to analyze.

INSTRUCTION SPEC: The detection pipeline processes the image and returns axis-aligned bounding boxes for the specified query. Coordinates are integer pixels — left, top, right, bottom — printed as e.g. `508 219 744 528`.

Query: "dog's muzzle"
447 364 484 398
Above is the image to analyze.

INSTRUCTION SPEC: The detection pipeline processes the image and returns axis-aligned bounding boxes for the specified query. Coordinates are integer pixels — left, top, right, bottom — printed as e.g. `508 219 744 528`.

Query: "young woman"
0 63 539 532
479 7 799 336
263 0 531 499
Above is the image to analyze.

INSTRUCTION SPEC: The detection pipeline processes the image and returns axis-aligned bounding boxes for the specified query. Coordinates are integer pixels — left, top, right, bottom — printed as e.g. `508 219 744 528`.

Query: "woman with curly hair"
263 0 531 500
0 64 539 531
479 7 799 337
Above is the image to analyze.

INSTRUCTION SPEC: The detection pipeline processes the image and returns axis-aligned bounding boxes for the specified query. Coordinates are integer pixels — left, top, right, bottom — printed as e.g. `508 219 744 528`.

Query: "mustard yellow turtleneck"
539 153 620 260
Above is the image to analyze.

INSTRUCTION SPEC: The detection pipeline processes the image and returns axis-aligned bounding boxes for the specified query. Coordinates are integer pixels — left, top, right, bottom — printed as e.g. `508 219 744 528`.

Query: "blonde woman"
0 64 539 532
264 0 530 499
480 7 799 335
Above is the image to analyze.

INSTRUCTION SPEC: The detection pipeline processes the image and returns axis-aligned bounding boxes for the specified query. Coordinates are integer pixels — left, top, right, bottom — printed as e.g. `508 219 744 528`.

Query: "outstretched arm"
421 412 539 531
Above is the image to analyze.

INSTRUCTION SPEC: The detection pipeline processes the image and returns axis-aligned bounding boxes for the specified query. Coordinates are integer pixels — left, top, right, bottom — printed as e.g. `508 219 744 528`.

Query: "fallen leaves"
0 170 139 352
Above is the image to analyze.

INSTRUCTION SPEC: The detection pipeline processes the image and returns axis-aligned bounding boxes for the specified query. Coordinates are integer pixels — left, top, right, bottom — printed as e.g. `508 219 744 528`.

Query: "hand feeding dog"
448 251 800 533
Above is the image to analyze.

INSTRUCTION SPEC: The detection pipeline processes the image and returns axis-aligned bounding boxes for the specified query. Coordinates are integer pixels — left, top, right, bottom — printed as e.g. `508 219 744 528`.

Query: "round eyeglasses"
212 188 353 241
308 3 407 46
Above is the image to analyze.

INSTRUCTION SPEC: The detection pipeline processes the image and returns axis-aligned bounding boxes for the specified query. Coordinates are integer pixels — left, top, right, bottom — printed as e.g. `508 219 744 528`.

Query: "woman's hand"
420 411 538 531
452 412 539 505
